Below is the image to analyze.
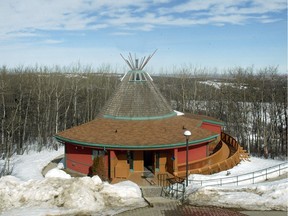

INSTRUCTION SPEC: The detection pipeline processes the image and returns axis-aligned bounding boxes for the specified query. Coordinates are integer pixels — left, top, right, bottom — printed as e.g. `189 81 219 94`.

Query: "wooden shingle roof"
55 115 218 150
98 70 176 120
55 69 221 149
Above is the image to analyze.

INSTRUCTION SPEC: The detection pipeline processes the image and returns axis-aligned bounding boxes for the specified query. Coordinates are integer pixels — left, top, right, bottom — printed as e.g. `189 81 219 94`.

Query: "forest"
0 64 287 175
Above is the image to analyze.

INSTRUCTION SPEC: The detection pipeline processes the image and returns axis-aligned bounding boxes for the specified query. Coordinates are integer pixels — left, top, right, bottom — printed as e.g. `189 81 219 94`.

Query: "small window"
127 151 134 170
92 150 105 160
136 73 140 81
155 152 160 169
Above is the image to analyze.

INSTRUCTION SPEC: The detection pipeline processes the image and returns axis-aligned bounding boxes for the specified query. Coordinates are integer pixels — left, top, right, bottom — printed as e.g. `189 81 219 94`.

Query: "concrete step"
141 186 184 207
141 186 163 197
144 197 181 207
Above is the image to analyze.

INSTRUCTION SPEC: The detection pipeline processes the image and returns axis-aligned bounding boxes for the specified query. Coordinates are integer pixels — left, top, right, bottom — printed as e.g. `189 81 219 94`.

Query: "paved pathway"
116 204 287 216
116 185 287 216
240 211 287 216
116 186 245 215
116 203 246 216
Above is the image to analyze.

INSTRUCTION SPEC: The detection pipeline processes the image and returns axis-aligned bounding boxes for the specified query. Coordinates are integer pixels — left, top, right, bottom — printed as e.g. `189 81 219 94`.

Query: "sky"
0 0 287 73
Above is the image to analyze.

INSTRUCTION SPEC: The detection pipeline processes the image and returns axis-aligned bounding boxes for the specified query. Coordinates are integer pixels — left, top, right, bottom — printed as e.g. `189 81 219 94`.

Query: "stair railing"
159 175 185 202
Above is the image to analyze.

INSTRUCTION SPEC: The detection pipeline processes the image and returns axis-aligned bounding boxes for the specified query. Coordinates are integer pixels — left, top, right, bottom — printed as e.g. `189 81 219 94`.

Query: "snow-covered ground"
7 147 65 181
0 147 147 216
188 157 288 186
187 158 288 211
0 147 287 215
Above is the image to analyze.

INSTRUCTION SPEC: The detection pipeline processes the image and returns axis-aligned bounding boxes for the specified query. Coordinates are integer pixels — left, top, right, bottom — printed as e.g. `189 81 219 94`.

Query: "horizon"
0 0 287 73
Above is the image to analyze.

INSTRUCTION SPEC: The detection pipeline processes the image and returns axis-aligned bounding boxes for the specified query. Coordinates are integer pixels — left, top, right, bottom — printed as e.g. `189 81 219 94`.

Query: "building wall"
65 141 213 179
65 143 93 174
114 151 129 178
65 143 108 176
134 151 144 172
177 143 207 164
201 122 222 134
158 151 168 173
110 150 117 179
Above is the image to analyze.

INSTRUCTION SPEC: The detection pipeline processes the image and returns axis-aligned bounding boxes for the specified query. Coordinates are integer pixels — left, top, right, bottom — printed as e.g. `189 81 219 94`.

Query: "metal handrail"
188 161 288 187
160 176 185 202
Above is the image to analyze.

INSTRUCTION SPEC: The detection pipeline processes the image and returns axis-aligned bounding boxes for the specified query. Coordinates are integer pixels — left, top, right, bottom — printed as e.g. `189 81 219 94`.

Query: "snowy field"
0 147 287 215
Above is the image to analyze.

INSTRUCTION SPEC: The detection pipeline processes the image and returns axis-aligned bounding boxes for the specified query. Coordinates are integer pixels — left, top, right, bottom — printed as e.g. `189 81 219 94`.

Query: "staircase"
141 186 181 207
239 146 250 161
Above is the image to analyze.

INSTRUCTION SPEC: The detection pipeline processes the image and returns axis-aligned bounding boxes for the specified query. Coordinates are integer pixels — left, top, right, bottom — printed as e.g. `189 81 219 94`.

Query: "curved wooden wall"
175 132 248 177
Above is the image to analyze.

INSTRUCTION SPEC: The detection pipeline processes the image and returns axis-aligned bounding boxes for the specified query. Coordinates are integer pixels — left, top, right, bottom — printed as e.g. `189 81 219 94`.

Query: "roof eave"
54 134 219 150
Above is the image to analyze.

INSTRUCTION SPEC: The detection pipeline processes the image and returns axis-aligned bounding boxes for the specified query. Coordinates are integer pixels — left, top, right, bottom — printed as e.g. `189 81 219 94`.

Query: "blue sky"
0 0 286 73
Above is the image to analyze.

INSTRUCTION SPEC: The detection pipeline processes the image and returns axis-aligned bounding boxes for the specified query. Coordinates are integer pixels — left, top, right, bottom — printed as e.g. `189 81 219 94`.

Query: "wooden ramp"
176 132 249 177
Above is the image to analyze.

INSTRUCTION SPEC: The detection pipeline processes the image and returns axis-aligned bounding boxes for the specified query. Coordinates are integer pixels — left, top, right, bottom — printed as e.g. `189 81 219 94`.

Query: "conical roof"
99 70 176 120
55 53 222 150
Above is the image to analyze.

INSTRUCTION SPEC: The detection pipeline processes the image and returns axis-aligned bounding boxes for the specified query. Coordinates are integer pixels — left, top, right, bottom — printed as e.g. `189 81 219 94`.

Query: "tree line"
0 64 286 175
155 66 287 159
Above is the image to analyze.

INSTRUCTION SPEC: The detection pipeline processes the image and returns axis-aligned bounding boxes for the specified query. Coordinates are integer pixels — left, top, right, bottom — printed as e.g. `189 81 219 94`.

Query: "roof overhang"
54 134 219 150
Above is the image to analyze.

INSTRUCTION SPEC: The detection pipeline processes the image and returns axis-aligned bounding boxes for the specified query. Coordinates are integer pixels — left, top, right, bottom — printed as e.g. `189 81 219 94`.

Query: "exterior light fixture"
184 130 191 187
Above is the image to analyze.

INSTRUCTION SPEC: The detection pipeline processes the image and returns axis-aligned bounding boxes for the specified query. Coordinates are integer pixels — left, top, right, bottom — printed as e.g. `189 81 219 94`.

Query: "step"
141 186 163 197
144 197 181 207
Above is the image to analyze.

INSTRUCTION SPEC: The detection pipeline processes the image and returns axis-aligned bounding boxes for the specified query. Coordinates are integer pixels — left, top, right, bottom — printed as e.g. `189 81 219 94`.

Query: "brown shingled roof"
55 115 218 149
184 113 224 124
55 69 221 149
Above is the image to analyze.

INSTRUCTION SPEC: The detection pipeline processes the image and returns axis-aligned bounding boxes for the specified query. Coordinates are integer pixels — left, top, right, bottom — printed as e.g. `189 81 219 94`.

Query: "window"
92 150 105 160
155 152 160 169
127 151 134 170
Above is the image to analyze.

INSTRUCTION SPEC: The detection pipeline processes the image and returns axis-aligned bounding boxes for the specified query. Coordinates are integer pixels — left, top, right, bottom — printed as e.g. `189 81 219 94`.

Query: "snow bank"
186 157 288 211
45 168 71 179
187 179 288 211
8 147 64 181
0 176 147 215
1 147 147 215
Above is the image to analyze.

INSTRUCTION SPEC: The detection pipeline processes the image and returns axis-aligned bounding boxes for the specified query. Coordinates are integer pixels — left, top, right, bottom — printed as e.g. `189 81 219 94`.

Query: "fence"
188 161 288 187
158 173 185 202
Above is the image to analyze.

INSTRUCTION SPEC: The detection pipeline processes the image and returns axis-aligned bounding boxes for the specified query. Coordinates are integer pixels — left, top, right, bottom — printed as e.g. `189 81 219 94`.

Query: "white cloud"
0 0 286 41
0 31 40 41
158 0 286 25
0 0 286 65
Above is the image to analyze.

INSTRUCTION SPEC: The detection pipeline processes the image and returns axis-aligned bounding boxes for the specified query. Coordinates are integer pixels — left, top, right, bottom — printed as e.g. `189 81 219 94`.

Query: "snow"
198 80 247 90
0 175 147 216
9 147 65 181
188 157 288 186
174 110 184 116
186 158 288 211
0 147 147 215
0 147 287 215
187 179 287 211
45 168 71 179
